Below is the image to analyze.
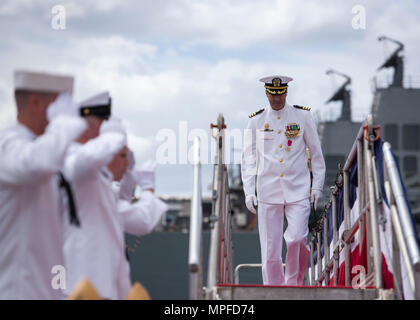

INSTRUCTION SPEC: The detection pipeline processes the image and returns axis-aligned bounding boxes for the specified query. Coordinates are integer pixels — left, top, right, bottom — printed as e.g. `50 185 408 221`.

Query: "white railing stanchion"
364 116 383 289
332 192 338 285
383 142 420 299
188 137 203 300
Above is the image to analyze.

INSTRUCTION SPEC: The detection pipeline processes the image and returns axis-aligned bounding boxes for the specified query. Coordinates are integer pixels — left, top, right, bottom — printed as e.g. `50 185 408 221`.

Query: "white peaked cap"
14 70 74 93
79 91 110 107
259 75 293 84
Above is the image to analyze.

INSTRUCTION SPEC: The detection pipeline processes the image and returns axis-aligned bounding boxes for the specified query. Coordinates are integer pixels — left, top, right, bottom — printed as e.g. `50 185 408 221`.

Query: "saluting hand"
46 92 79 121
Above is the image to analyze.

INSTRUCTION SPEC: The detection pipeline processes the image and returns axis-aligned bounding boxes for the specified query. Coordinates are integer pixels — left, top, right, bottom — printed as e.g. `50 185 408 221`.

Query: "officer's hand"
46 93 87 139
133 160 156 190
311 189 322 210
245 195 258 214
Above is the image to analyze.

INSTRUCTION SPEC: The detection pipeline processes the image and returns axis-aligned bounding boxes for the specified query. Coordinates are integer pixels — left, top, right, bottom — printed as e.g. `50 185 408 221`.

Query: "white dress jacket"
241 104 325 204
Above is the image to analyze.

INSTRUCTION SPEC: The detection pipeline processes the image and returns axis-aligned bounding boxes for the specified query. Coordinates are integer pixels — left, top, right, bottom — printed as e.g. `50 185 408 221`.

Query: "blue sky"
1 0 419 197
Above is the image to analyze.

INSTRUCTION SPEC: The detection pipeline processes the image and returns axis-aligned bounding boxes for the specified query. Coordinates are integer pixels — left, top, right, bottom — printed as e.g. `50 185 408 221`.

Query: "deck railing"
188 137 204 300
310 114 420 299
205 114 234 300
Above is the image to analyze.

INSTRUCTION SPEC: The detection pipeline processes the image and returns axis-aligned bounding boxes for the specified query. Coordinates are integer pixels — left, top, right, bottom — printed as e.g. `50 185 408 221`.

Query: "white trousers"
257 198 311 285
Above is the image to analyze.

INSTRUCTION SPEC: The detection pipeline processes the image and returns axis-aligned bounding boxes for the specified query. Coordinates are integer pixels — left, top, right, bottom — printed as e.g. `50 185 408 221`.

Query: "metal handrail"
234 264 262 284
364 115 383 289
188 137 203 300
313 116 382 287
310 114 420 299
311 119 367 286
383 142 420 267
383 142 420 299
206 114 234 300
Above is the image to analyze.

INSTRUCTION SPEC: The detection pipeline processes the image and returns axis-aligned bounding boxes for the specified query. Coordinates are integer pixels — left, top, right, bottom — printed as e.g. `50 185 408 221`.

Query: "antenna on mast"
377 35 404 87
325 69 352 122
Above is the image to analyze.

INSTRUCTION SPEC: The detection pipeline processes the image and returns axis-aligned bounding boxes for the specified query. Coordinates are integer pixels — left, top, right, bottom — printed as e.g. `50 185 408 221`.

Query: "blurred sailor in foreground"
241 76 325 285
62 92 167 299
0 70 86 299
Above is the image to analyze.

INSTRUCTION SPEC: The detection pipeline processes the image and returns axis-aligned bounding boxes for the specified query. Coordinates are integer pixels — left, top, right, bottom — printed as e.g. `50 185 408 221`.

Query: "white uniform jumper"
63 139 167 299
241 103 325 285
0 119 85 299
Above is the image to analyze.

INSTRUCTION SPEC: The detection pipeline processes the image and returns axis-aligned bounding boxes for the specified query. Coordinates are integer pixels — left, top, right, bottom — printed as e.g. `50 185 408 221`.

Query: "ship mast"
377 36 404 87
325 69 352 122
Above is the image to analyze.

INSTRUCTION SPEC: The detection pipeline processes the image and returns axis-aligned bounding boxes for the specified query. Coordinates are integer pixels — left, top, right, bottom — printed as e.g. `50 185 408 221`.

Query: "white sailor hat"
79 91 111 119
259 75 293 95
14 70 73 93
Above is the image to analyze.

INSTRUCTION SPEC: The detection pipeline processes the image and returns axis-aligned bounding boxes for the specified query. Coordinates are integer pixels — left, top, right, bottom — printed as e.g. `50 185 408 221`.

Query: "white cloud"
0 75 16 130
126 132 154 164
0 0 36 15
0 0 124 17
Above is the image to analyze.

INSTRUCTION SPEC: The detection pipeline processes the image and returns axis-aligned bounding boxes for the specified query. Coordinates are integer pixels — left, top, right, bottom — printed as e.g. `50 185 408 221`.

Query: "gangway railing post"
323 215 330 284
206 116 224 299
206 114 234 299
385 162 404 300
188 137 203 300
310 240 315 285
364 151 374 283
343 170 351 286
364 115 383 289
317 231 322 284
357 139 365 256
383 142 420 299
332 191 338 285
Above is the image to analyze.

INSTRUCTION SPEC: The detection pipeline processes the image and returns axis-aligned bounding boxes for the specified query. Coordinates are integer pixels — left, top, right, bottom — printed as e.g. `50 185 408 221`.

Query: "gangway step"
216 284 378 300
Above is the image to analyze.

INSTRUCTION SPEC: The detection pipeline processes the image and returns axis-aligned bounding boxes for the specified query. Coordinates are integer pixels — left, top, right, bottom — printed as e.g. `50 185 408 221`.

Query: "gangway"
188 114 420 300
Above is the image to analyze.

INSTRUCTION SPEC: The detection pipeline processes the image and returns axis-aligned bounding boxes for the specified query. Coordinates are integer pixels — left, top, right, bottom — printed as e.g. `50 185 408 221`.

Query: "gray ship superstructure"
371 36 420 228
319 36 420 231
318 70 362 207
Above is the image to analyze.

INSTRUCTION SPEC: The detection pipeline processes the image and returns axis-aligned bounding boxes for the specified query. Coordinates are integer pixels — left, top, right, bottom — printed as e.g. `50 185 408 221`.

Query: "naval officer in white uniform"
0 70 87 299
241 75 325 285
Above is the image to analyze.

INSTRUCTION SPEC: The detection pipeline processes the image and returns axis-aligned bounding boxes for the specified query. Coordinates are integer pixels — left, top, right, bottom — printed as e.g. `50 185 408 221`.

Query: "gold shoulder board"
293 105 311 111
249 108 265 118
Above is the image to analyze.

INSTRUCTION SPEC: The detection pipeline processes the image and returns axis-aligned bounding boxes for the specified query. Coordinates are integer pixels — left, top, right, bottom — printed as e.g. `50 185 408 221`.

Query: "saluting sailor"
0 70 87 299
241 75 325 286
62 92 167 299
62 92 127 299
